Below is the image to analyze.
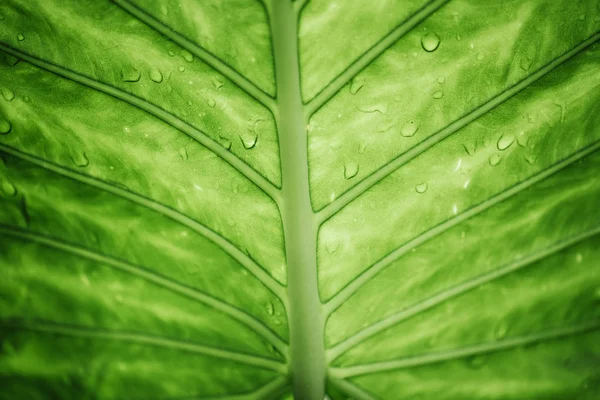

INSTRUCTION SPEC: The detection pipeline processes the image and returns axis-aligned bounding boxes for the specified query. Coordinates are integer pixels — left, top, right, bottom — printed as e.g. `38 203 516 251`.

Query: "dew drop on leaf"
415 182 428 194
425 335 437 348
476 52 485 61
71 152 89 168
520 56 532 71
489 154 501 166
497 134 515 151
494 321 508 339
212 77 224 90
2 88 15 101
432 91 444 99
266 302 274 316
181 50 194 62
178 147 188 161
19 196 30 227
168 50 175 57
3 54 20 67
325 242 339 254
576 253 582 263
343 161 359 179
349 76 365 94
121 68 141 83
239 133 258 150
219 135 232 150
376 117 393 133
400 121 419 137
149 68 163 83
467 355 487 369
0 118 11 135
421 32 440 52
17 33 25 41
207 97 216 108
463 142 476 156
517 132 528 147
524 154 537 165
1 180 16 197
437 76 446 84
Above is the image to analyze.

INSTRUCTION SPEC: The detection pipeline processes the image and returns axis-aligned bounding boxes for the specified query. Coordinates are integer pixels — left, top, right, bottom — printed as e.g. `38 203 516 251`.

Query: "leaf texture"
0 0 599 398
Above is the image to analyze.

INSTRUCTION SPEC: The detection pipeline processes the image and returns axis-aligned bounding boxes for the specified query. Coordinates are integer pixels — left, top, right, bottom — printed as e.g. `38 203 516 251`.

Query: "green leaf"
1 0 599 399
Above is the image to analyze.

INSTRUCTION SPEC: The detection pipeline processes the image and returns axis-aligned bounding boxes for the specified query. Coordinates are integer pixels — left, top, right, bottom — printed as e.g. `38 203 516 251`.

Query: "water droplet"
121 68 141 83
576 253 583 263
178 147 188 161
467 355 487 369
425 335 437 348
432 91 444 99
0 119 12 134
520 56 532 71
71 152 89 168
17 33 25 41
212 77 224 90
1 180 16 196
494 321 508 339
325 242 339 254
415 182 428 193
149 68 163 83
349 76 365 94
578 13 586 21
178 66 185 72
168 50 175 57
476 52 485 61
219 135 232 150
266 302 274 316
497 134 515 150
463 142 476 156
2 88 15 101
517 132 528 147
343 161 359 179
207 97 216 108
376 117 393 133
239 133 258 149
489 154 501 166
456 33 462 41
437 76 446 84
181 50 194 62
2 54 20 67
2 339 16 355
358 104 386 114
421 32 441 52
524 154 537 165
400 121 419 137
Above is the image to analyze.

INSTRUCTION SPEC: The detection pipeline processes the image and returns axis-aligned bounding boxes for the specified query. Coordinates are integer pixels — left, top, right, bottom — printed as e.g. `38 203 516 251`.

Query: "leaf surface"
0 0 599 399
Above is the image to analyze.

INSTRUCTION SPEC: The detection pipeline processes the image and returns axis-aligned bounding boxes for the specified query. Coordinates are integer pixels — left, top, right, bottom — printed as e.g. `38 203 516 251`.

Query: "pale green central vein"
271 0 326 398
